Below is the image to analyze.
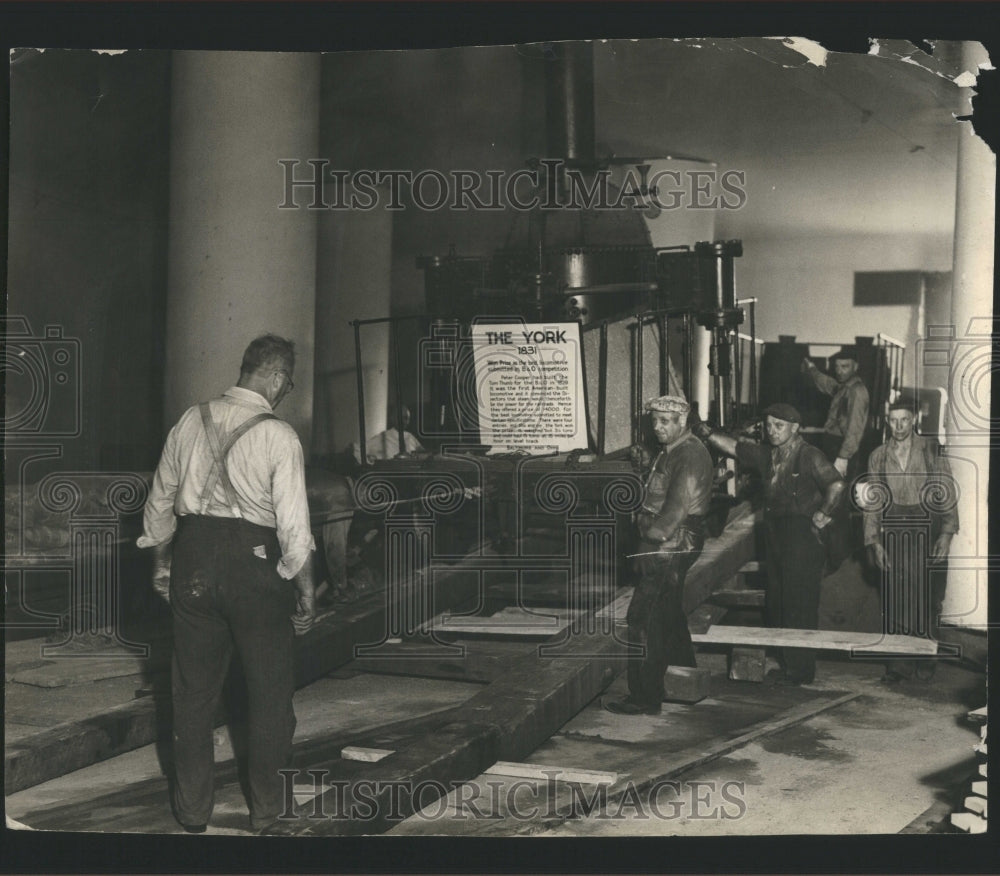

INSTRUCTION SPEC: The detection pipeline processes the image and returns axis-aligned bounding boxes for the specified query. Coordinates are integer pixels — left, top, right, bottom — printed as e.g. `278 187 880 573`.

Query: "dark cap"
762 402 802 424
888 395 919 414
830 346 859 362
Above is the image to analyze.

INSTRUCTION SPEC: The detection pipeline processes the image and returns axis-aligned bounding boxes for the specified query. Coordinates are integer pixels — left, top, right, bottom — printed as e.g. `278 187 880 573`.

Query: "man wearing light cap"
802 347 870 479
606 394 713 715
697 402 845 685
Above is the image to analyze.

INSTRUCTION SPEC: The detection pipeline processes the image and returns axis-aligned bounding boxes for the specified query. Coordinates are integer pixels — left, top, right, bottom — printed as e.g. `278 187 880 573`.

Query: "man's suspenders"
198 403 277 517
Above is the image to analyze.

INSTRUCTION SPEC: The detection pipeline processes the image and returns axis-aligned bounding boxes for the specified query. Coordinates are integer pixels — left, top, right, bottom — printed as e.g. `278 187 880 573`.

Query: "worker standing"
802 346 869 566
861 398 958 684
138 334 316 834
605 395 713 716
696 404 845 685
801 346 870 478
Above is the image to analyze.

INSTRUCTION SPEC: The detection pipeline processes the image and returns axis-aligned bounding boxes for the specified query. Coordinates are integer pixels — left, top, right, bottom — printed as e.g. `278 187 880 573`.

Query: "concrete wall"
734 232 954 354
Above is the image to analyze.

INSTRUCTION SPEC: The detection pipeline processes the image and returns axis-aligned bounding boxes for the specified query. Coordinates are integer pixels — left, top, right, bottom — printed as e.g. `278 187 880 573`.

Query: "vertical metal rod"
598 321 608 455
748 301 758 412
659 313 668 396
633 315 644 445
898 341 905 402
733 330 742 426
354 320 368 467
684 313 694 411
392 321 405 455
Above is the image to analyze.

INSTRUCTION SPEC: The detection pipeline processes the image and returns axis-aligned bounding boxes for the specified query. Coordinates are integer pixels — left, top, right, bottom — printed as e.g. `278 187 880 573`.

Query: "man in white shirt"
138 334 315 834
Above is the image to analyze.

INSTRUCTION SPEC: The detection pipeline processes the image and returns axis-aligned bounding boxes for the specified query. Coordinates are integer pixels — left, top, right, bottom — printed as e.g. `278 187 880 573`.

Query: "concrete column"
942 41 994 630
165 51 320 452
312 184 393 458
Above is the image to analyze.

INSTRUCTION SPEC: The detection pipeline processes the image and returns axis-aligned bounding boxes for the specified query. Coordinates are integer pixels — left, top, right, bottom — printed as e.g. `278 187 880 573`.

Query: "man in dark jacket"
802 347 870 479
606 395 714 716
697 403 845 685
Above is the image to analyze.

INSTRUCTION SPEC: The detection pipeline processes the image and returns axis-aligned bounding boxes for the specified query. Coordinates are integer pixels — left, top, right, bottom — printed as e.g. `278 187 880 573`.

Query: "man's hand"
868 542 888 571
833 457 849 477
629 444 652 470
811 510 833 530
691 420 713 442
931 532 954 560
151 542 172 603
292 585 316 635
152 566 171 603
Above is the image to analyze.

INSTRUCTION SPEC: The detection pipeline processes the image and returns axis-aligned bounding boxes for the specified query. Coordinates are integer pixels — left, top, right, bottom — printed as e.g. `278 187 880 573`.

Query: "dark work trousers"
763 515 827 684
625 525 704 706
169 515 297 829
881 504 947 679
820 433 858 569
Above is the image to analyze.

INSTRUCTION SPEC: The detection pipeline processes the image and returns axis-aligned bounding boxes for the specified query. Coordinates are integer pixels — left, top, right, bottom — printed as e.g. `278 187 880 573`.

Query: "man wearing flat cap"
697 403 845 685
861 397 958 684
606 395 713 715
802 347 870 480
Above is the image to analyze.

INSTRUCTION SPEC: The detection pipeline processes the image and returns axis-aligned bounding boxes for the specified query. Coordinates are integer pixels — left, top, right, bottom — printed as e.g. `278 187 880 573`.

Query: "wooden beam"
708 589 766 608
264 620 628 836
691 625 939 655
4 563 483 794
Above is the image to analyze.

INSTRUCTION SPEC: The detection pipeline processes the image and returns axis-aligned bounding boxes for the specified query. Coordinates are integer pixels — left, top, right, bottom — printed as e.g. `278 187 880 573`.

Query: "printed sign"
471 322 589 454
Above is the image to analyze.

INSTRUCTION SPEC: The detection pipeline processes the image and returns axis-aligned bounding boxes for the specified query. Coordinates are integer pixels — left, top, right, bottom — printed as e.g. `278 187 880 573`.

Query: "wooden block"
965 796 987 817
972 781 987 797
974 741 987 755
979 762 987 778
729 646 766 683
663 665 711 703
292 783 325 803
967 705 987 722
738 561 762 573
484 761 617 785
341 746 394 762
951 811 987 833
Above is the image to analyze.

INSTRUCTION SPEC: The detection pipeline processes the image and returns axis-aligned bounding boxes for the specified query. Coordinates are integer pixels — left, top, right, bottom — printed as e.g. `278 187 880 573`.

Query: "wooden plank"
341 746 394 762
5 562 483 794
980 762 987 777
708 589 766 608
423 607 583 637
967 705 987 722
484 761 618 785
691 625 939 655
9 654 168 688
972 780 987 797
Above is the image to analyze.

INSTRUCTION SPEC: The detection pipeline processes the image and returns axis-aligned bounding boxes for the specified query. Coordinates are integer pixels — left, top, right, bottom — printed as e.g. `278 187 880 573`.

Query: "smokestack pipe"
543 41 595 163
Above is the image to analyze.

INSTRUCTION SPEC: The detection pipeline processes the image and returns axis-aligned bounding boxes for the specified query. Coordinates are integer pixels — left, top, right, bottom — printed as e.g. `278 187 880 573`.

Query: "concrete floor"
391 653 984 837
7 650 982 838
